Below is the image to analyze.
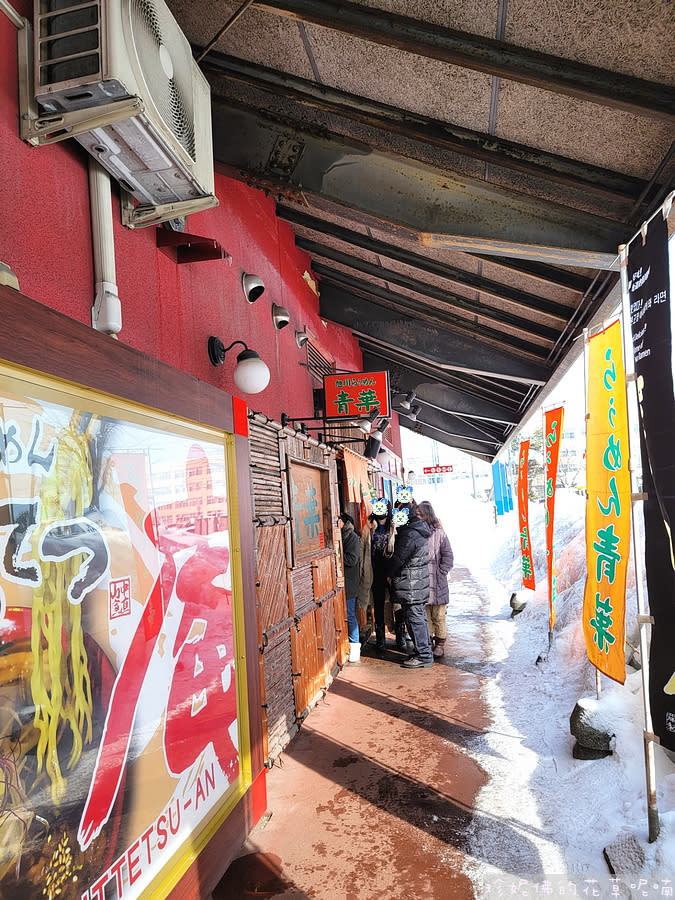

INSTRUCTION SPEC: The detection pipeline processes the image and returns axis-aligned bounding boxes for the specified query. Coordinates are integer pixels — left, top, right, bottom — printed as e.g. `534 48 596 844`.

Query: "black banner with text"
627 211 675 751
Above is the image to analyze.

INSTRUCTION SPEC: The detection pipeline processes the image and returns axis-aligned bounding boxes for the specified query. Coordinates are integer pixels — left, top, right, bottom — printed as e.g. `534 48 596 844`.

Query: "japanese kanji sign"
625 210 675 749
423 465 454 474
289 461 328 559
517 442 535 590
544 406 564 630
0 374 244 900
323 370 390 419
583 320 630 684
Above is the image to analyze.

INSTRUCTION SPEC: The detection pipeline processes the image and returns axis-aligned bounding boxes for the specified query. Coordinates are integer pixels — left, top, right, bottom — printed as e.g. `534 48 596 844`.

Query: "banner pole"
582 328 600 701
619 242 660 843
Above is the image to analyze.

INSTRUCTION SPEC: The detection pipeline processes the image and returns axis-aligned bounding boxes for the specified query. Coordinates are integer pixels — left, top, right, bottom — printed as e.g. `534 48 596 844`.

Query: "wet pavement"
213 567 494 899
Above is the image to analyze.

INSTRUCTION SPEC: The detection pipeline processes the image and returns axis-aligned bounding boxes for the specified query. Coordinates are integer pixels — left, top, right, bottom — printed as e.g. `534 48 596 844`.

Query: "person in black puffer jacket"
386 499 434 668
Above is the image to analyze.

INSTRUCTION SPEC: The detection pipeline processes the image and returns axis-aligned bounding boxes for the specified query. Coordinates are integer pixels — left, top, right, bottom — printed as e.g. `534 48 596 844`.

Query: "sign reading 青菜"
323 371 390 420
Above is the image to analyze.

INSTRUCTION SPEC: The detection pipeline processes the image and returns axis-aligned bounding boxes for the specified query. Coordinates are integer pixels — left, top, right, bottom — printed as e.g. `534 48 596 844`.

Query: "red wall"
0 4 364 426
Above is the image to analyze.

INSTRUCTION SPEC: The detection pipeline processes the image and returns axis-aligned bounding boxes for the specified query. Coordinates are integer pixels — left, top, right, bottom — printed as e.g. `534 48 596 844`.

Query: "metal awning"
169 0 675 459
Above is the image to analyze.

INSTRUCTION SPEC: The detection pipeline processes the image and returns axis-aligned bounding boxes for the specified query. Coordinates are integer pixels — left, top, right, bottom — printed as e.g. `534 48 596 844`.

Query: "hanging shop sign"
517 442 535 589
583 320 631 684
289 460 331 560
323 370 390 420
0 369 248 900
544 407 564 631
625 211 675 749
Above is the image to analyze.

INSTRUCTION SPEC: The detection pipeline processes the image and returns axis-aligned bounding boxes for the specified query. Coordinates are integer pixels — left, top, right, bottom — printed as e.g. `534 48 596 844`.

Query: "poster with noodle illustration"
0 375 246 899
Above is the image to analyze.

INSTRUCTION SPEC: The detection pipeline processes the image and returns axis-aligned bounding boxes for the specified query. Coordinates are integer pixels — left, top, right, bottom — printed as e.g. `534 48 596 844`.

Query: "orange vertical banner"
583 321 631 683
544 406 564 630
518 441 535 589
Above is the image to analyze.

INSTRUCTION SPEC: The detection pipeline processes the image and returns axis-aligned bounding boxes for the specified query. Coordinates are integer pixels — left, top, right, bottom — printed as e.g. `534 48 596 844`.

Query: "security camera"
242 272 265 303
272 303 290 330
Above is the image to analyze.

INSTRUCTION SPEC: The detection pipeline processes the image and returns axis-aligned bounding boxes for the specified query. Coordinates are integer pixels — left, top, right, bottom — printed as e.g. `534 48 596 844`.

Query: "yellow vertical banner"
518 441 536 589
583 320 631 683
545 406 564 631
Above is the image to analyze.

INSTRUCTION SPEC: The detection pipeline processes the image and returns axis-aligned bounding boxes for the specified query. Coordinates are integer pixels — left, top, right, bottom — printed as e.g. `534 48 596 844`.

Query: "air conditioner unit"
25 0 217 226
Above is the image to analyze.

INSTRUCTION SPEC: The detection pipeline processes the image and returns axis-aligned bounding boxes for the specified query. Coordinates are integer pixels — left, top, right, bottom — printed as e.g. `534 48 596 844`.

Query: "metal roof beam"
400 404 504 445
319 285 549 384
305 241 561 341
212 104 627 267
202 53 646 201
399 420 500 461
360 348 527 418
255 0 675 121
316 267 550 359
281 206 574 319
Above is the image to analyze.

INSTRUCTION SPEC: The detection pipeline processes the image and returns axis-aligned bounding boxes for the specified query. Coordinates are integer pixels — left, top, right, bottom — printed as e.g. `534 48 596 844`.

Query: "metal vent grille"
129 0 196 160
305 340 335 383
37 0 101 87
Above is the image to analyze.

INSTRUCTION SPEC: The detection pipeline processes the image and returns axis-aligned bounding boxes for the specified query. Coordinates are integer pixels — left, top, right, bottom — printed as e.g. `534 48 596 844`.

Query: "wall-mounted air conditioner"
22 0 217 226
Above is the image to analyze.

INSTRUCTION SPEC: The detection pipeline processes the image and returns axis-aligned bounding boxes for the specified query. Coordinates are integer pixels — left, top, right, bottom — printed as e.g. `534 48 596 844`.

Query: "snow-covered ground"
419 480 675 898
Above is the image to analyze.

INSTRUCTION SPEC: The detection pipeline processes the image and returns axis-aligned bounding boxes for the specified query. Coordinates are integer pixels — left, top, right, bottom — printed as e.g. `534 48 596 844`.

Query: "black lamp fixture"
407 403 423 422
208 336 270 394
361 407 381 433
396 391 416 411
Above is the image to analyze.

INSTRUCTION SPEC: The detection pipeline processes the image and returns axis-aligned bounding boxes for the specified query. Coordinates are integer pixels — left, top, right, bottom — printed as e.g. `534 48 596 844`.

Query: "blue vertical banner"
503 462 514 511
493 461 504 515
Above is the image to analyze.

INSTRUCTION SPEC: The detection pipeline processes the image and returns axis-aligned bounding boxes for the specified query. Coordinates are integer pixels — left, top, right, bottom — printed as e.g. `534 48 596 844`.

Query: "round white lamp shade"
233 349 270 394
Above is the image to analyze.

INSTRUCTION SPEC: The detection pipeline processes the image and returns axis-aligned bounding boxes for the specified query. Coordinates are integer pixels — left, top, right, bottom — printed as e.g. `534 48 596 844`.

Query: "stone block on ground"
603 830 646 874
570 697 616 753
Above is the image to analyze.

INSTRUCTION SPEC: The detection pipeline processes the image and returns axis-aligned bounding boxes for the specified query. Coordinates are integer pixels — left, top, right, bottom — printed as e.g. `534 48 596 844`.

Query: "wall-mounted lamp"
361 407 381 433
208 336 270 394
407 403 423 422
271 303 290 330
242 272 265 303
295 330 309 348
397 391 416 411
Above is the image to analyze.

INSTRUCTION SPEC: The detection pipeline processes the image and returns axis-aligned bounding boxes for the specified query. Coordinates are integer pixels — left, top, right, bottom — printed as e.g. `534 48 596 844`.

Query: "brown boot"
432 638 445 658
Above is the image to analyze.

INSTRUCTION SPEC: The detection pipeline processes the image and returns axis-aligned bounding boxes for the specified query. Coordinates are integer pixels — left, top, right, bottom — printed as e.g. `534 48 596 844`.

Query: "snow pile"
426 484 674 893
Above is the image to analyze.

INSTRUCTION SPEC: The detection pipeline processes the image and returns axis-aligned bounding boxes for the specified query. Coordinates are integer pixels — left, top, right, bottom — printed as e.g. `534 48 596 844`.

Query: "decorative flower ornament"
396 485 413 504
393 507 409 526
371 497 389 517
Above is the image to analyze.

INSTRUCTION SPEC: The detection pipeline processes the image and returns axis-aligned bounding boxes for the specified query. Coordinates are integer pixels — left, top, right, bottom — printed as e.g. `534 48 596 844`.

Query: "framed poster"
288 461 332 562
0 365 251 900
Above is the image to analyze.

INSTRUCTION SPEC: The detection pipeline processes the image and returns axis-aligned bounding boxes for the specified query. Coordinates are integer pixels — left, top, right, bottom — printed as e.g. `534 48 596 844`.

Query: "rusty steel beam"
315 266 550 359
201 53 647 201
280 205 574 318
319 284 550 384
254 0 675 121
302 239 562 342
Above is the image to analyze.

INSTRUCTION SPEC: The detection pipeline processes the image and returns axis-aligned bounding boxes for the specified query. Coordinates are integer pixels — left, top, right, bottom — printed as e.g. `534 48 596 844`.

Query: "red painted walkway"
212 567 493 899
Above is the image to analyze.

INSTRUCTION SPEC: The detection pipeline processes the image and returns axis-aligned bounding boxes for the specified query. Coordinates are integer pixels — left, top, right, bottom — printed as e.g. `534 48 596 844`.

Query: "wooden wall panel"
312 553 336 600
249 420 284 518
290 562 315 618
256 524 290 631
262 621 298 761
290 609 323 720
319 595 338 679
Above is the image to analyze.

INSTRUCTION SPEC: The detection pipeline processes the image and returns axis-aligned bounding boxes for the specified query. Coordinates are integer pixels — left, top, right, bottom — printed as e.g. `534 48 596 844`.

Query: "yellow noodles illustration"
31 414 94 805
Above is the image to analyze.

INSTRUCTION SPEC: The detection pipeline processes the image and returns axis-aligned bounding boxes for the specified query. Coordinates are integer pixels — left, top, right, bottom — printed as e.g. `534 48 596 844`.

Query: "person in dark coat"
369 501 396 655
386 499 433 668
338 512 362 662
418 500 454 658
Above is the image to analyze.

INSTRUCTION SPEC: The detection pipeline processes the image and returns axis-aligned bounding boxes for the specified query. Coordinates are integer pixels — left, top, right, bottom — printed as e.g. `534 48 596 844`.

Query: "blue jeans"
346 596 359 643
